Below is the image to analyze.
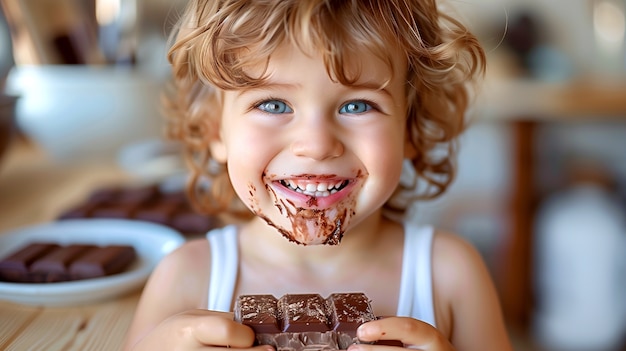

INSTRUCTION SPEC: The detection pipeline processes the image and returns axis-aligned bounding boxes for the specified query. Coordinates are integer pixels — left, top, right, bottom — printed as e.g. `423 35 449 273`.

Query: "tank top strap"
206 225 239 312
396 222 436 327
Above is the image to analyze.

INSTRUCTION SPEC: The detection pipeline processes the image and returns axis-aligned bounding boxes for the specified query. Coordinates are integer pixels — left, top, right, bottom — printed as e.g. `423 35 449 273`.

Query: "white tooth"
306 183 317 192
296 188 303 193
288 180 297 189
331 189 337 194
335 181 343 189
317 183 328 192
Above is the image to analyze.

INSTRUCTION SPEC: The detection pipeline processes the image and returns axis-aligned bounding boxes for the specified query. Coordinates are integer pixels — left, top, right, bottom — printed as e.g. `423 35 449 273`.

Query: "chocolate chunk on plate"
0 242 137 283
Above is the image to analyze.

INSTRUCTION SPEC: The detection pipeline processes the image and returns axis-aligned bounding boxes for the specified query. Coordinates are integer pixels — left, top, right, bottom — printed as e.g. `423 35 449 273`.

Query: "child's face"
212 44 407 245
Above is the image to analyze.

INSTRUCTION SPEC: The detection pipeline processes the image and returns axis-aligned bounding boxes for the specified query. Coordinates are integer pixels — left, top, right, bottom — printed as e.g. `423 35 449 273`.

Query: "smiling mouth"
278 179 350 197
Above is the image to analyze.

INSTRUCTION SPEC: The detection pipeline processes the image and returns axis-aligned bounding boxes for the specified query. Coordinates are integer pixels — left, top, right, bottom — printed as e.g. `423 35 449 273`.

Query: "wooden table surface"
0 138 141 351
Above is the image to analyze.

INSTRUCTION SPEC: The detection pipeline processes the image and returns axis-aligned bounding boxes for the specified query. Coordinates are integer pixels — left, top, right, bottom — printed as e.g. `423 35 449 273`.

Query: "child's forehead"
241 41 404 90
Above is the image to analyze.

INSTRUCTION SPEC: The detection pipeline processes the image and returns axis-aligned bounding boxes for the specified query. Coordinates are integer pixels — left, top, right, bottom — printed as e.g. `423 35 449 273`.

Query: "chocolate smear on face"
246 172 363 246
306 196 318 207
248 184 258 207
323 219 343 245
270 181 359 246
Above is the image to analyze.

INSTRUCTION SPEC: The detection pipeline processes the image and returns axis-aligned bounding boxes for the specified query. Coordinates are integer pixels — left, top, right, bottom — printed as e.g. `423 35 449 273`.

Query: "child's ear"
210 137 227 164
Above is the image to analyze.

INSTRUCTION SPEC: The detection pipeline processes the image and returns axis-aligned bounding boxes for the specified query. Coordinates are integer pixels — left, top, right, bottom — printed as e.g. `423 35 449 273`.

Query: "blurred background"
0 0 625 350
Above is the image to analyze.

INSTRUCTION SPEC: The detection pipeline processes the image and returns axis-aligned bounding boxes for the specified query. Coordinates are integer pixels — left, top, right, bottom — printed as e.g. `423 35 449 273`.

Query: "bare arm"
432 231 513 351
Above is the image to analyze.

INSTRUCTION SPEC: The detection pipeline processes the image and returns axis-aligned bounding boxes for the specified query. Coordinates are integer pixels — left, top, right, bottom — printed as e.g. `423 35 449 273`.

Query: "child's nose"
290 118 344 160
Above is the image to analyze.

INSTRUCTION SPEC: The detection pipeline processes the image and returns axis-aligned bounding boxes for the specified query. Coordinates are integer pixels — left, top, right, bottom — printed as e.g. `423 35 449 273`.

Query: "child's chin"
281 226 345 246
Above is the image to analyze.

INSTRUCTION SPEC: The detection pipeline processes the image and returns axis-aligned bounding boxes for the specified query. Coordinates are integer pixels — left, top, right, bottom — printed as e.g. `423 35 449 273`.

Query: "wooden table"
0 292 139 350
0 138 140 351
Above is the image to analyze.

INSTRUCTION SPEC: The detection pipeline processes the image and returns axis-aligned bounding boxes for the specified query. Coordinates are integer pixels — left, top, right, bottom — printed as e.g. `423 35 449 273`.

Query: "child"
124 1 513 350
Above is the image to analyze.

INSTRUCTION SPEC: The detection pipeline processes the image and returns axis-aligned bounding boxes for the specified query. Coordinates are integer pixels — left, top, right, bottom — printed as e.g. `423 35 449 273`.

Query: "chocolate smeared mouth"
248 171 362 246
279 179 350 197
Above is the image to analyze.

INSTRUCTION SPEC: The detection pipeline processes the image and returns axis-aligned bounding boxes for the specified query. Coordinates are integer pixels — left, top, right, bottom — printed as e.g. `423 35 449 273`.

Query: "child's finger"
355 317 451 350
180 310 257 348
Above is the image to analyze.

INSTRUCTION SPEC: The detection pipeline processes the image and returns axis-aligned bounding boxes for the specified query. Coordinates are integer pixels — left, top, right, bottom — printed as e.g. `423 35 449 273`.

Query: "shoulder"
157 237 212 278
431 229 513 350
431 230 488 288
162 238 212 266
144 238 212 307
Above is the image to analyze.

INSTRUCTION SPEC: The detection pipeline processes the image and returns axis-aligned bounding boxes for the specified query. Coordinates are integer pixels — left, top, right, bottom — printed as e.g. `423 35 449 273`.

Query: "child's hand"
129 309 269 351
350 317 454 351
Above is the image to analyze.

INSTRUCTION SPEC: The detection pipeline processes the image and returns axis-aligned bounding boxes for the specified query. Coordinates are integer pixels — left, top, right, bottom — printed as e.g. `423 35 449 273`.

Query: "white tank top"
206 222 436 327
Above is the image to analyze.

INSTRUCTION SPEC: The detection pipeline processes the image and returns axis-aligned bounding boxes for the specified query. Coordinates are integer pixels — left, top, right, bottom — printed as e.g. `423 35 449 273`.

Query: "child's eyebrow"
236 82 299 95
237 81 393 98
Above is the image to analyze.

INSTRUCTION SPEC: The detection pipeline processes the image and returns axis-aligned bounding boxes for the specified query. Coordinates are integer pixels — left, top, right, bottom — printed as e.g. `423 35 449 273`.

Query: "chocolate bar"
91 202 141 219
0 243 60 282
235 293 376 350
134 201 180 225
30 244 97 282
0 242 136 283
58 184 219 235
69 245 136 279
115 185 159 204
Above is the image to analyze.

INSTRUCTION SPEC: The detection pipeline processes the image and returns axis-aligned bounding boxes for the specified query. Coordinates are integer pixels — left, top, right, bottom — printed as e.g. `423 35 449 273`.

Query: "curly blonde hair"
164 0 486 217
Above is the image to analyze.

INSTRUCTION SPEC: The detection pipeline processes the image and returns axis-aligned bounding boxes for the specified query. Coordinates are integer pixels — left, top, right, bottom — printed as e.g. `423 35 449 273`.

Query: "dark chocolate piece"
69 245 137 279
134 201 180 225
0 243 137 283
328 293 373 334
87 187 121 203
57 184 219 235
236 295 282 333
170 208 217 234
159 191 188 206
116 185 159 205
30 244 97 282
235 293 376 350
0 243 60 282
280 294 331 332
91 202 139 219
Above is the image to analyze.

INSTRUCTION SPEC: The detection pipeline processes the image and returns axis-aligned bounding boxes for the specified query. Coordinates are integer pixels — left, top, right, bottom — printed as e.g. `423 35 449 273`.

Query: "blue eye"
257 100 293 114
339 101 372 114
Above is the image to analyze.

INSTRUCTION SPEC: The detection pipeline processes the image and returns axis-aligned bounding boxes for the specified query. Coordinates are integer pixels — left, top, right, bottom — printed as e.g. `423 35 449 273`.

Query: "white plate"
0 219 185 306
